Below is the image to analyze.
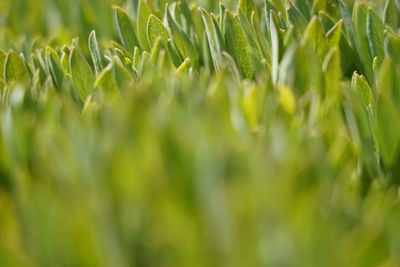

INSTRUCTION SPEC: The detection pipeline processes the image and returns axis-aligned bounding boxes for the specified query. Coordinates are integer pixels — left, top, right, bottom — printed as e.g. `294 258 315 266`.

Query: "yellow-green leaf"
367 9 385 65
238 0 256 19
137 0 152 51
114 6 140 54
302 16 327 62
69 47 95 101
225 11 254 79
46 47 65 92
323 47 341 100
4 51 30 85
147 14 169 48
88 31 104 76
0 49 6 82
352 72 374 107
384 0 399 31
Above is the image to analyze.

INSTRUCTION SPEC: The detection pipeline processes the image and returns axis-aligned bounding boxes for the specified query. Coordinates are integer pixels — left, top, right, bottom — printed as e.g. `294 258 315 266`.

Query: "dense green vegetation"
1 0 400 266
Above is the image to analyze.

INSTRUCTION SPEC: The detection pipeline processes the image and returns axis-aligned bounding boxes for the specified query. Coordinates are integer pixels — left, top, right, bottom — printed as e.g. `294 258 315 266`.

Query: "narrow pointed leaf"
384 0 399 31
225 11 254 79
165 9 198 65
46 47 66 92
353 3 374 81
323 47 341 100
176 58 191 73
287 3 307 39
69 47 95 101
0 50 6 81
114 6 140 54
327 19 344 48
367 9 385 65
88 31 104 76
376 93 400 167
385 31 400 62
137 0 152 51
199 8 223 73
303 16 327 62
270 11 280 84
338 0 357 49
352 72 374 107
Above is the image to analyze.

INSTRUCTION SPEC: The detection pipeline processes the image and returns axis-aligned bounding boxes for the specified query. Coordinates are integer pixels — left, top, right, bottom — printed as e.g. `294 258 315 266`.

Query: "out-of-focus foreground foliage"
1 0 400 266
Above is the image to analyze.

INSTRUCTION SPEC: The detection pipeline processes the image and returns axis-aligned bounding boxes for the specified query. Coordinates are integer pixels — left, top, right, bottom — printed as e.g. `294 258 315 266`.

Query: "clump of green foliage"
1 0 400 266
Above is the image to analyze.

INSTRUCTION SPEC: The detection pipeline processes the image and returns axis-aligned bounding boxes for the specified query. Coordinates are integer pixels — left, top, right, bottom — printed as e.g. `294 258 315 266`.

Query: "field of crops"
1 0 400 266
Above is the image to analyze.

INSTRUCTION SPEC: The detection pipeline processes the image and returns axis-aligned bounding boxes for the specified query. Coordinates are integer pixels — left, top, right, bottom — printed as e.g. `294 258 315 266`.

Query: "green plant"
1 0 400 266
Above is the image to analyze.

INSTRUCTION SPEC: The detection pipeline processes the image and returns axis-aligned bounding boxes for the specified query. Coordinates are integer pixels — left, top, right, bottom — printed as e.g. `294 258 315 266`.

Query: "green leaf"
312 0 326 14
327 19 343 48
46 47 66 92
237 10 263 58
241 82 258 132
385 32 400 62
150 37 163 62
60 46 70 73
132 0 139 19
278 84 296 115
199 8 223 73
139 51 151 74
211 15 226 55
31 53 47 85
384 0 399 31
287 3 307 39
96 57 132 95
4 51 30 85
318 11 336 32
376 93 400 167
132 46 142 72
110 41 131 59
0 49 7 82
279 44 320 95
137 0 152 51
322 47 341 100
338 0 357 49
225 11 254 79
179 0 196 34
264 0 276 30
377 58 400 101
165 8 199 65
222 51 241 80
269 10 281 85
250 11 269 60
95 63 118 94
189 3 205 42
294 0 312 20
88 31 104 76
165 5 184 44
114 6 140 54
302 16 327 62
352 72 374 107
238 0 256 19
69 46 95 101
367 9 385 65
176 58 191 74
353 2 374 81
167 39 182 67
147 14 170 48
268 0 286 17
113 56 134 88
